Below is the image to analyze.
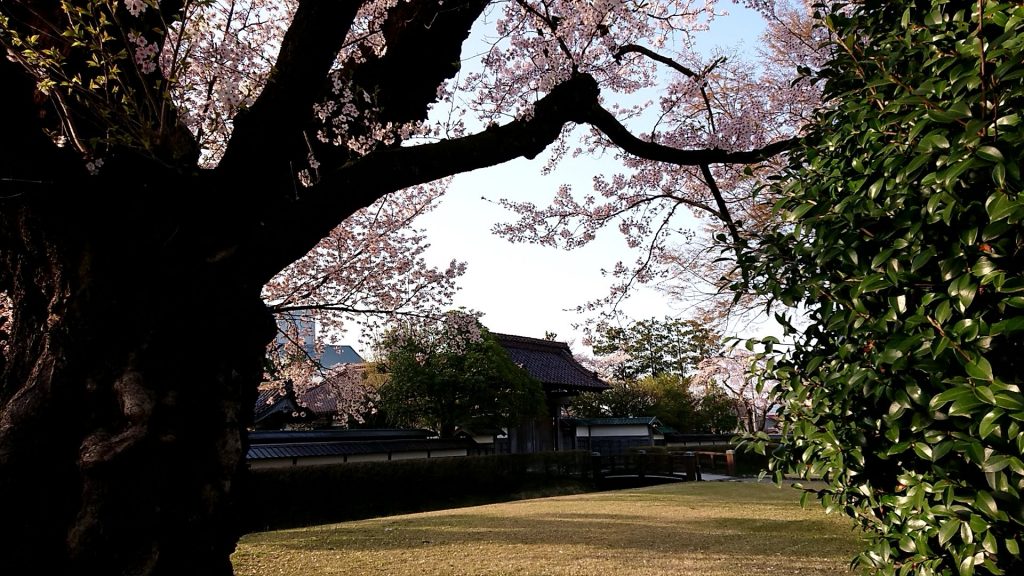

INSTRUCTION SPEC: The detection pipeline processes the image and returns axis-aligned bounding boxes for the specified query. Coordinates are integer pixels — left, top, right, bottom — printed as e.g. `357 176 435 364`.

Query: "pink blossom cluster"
691 349 776 433
263 179 467 347
263 361 379 426
161 0 294 164
376 309 485 361
490 0 824 326
123 0 158 18
313 78 436 157
462 0 716 123
0 291 10 363
64 0 826 333
127 32 159 75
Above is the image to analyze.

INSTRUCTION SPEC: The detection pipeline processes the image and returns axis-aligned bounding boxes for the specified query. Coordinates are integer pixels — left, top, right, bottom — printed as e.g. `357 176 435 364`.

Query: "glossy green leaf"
977 146 1005 162
938 519 960 546
966 356 994 381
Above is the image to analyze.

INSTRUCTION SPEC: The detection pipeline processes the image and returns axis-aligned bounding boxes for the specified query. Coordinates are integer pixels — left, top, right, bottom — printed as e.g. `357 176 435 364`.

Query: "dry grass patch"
233 481 865 576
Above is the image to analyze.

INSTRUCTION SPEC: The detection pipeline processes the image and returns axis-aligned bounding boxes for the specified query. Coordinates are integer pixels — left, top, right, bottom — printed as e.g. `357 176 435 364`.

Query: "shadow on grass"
245 483 864 564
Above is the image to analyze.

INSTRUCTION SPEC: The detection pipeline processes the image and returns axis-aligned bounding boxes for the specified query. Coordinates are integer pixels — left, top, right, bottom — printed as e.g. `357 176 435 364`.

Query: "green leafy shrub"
743 1 1024 574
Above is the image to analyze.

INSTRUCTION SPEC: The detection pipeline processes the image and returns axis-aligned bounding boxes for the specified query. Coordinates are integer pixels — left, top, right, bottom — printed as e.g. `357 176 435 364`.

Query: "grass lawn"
232 480 866 576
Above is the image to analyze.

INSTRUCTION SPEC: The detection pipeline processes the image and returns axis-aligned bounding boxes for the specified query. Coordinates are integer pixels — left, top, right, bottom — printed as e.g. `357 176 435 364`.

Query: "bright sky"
411 2 774 352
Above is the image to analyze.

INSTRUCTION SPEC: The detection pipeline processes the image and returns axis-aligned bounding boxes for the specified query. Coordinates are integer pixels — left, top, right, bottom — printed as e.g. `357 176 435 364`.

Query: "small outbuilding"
568 417 665 456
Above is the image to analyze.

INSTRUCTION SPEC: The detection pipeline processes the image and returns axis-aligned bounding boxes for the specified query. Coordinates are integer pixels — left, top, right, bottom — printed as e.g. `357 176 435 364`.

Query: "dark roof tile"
246 438 472 460
493 333 609 392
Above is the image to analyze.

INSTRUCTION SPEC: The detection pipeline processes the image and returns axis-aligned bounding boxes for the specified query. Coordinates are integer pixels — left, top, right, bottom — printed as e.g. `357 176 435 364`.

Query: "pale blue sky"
409 2 773 351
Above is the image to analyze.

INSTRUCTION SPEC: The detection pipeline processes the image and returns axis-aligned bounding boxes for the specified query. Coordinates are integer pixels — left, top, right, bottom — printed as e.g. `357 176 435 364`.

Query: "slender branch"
699 164 743 248
611 202 680 313
698 57 726 132
615 43 701 77
699 163 751 288
0 44 84 190
516 0 574 64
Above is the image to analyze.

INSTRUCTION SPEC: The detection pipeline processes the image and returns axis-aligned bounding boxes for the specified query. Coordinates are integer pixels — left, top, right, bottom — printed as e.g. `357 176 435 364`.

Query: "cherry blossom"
1 0 829 572
262 178 466 357
490 0 824 328
691 349 775 433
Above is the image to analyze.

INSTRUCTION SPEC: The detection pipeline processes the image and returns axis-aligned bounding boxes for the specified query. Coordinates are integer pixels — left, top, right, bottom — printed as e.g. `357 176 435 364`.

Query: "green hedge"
237 451 595 532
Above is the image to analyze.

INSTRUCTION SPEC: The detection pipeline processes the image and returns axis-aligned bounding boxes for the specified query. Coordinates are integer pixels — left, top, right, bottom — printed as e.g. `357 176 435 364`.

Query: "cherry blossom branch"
614 43 702 78
699 163 743 248
611 200 681 311
272 304 443 319
515 0 575 64
346 0 490 125
614 45 728 133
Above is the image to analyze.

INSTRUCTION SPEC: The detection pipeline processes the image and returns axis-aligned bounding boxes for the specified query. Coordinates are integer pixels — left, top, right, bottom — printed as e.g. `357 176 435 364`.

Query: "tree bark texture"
0 176 278 574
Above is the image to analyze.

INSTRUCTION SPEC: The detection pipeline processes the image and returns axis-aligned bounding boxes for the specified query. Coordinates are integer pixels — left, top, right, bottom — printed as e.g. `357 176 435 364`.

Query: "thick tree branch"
304 0 492 183
584 103 799 165
245 73 604 283
218 0 363 177
350 0 490 125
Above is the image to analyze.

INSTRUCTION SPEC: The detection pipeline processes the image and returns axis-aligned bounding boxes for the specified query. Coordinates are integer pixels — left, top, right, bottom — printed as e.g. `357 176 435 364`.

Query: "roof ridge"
491 332 571 348
492 332 609 391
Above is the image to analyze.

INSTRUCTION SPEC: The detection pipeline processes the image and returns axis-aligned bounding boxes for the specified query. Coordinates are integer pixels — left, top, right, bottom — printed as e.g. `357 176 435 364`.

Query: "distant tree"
693 384 740 434
646 374 694 429
571 379 658 419
589 316 720 381
693 351 774 434
373 311 545 437
572 372 737 434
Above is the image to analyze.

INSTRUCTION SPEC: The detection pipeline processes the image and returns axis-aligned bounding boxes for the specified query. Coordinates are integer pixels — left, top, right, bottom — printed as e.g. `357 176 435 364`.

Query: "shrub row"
236 451 595 532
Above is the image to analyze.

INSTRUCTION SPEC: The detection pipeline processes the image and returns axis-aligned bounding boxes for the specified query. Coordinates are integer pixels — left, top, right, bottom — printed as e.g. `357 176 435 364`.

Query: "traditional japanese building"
492 333 610 453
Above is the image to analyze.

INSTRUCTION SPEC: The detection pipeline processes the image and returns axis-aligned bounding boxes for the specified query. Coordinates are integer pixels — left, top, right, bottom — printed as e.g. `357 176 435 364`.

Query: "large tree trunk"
0 182 276 575
0 2 591 571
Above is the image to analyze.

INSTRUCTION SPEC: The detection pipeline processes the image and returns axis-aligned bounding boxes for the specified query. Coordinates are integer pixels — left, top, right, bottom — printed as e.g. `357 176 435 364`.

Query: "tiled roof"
492 333 610 392
254 384 313 424
296 381 340 414
246 438 472 460
249 428 435 444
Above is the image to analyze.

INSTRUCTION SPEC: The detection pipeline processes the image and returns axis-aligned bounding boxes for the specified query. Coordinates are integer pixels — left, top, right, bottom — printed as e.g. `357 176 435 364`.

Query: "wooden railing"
590 449 739 482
